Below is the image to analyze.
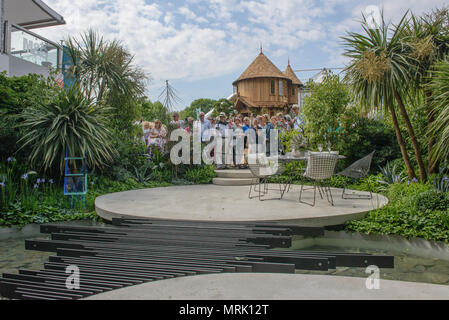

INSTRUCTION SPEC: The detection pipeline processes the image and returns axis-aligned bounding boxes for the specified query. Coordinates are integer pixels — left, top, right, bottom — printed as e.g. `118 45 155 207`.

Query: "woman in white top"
148 119 167 153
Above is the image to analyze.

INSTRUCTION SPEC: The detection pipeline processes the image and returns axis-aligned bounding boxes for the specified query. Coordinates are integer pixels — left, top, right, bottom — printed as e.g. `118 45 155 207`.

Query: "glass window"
233 85 237 94
270 80 275 94
292 87 295 96
10 26 58 68
279 80 283 96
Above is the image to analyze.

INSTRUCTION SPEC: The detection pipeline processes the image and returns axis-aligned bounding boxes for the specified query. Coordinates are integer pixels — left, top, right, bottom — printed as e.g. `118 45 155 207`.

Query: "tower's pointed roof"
233 52 289 85
284 62 303 86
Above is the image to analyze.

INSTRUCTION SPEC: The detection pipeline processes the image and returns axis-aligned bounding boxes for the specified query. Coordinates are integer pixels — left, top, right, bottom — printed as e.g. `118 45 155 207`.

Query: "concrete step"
212 177 256 186
214 169 253 179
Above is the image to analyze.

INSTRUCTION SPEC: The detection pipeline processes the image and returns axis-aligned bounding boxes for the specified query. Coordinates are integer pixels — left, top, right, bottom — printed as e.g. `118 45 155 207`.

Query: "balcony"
1 0 65 77
2 22 61 76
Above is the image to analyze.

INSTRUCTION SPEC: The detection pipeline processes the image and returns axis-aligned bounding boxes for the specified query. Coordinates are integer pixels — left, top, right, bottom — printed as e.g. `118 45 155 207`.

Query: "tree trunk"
388 103 416 180
393 90 427 181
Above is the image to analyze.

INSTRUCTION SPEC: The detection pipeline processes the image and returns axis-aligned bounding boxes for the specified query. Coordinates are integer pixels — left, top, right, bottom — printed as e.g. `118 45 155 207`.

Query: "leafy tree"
302 75 351 147
212 98 234 117
140 100 170 125
180 98 217 119
0 72 58 162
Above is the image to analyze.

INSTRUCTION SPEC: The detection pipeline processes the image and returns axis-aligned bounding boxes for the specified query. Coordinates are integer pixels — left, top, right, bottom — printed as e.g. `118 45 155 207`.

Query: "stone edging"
292 231 449 261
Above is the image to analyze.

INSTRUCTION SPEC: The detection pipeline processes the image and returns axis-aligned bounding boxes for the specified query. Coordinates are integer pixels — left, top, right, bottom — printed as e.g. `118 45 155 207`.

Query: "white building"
298 68 333 109
0 0 65 77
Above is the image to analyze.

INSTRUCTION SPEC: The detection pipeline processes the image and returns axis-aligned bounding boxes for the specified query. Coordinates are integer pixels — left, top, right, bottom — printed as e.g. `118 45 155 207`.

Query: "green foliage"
303 75 351 147
336 118 401 171
180 98 217 120
107 127 147 182
19 85 116 173
345 181 449 242
0 72 58 162
428 58 449 163
378 162 408 186
212 98 235 117
279 129 306 153
432 175 449 192
140 100 170 125
414 189 449 212
184 165 216 184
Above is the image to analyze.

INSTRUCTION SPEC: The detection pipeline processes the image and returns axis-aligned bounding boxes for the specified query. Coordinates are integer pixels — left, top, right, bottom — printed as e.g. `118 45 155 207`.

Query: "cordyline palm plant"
64 29 147 105
18 85 116 174
427 58 449 164
342 11 426 181
404 7 449 173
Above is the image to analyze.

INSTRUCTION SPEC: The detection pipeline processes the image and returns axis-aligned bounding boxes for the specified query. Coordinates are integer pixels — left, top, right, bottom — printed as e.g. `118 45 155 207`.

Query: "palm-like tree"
427 58 449 164
342 12 423 180
18 85 116 173
64 29 147 107
405 7 449 173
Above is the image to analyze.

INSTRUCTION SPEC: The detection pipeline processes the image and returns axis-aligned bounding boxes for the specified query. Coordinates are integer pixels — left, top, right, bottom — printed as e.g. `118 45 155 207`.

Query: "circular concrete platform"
85 273 449 300
95 184 388 227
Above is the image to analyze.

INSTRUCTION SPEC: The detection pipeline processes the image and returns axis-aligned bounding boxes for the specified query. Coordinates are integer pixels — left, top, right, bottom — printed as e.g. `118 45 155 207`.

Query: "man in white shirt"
170 112 184 129
291 105 305 133
199 112 212 142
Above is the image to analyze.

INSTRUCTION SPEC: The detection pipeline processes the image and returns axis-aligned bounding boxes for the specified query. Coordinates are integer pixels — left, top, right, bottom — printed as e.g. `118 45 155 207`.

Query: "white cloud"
178 6 197 20
36 0 447 98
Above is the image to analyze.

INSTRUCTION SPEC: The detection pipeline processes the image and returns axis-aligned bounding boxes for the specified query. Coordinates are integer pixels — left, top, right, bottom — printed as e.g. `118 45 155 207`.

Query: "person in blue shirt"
242 117 250 133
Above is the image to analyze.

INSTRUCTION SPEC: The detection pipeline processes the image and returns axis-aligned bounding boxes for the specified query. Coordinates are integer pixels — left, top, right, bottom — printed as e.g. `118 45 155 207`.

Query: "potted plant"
291 134 308 157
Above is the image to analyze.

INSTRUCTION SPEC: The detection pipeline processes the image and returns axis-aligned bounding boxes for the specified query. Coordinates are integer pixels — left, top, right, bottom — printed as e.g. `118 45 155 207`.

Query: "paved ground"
95 184 388 226
85 273 449 300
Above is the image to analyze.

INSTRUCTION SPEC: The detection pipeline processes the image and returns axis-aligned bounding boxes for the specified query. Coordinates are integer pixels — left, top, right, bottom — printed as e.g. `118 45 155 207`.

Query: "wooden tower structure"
232 49 303 116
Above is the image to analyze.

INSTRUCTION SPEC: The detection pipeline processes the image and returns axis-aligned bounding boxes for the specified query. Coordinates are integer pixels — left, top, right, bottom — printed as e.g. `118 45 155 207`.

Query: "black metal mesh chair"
248 154 286 201
338 151 375 199
299 152 339 206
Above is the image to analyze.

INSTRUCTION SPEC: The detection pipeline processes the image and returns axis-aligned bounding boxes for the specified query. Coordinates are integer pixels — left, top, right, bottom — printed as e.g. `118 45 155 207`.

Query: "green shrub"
336 118 401 173
184 165 216 184
414 190 449 212
345 181 449 242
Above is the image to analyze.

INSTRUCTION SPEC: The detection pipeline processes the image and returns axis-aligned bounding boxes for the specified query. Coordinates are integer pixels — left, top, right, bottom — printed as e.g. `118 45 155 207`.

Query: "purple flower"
90 181 94 185
0 182 5 188
394 175 401 183
41 178 45 183
443 176 449 182
49 179 54 184
36 178 41 184
407 180 411 186
412 177 418 183
33 184 38 189
21 174 28 180
7 157 11 162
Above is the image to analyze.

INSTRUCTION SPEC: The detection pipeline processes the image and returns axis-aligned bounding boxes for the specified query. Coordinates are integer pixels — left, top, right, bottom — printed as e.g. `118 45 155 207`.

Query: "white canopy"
4 0 65 29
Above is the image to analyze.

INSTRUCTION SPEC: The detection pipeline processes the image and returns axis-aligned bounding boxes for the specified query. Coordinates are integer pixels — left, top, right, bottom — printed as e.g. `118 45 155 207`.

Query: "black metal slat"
0 219 394 300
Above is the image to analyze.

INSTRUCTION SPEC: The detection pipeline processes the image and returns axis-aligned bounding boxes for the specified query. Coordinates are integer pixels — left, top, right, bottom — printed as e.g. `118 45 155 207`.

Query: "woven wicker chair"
248 153 286 201
338 151 375 199
299 152 339 206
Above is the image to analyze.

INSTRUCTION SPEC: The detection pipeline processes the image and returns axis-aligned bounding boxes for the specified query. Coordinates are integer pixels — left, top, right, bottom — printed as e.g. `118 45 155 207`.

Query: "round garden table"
267 152 346 197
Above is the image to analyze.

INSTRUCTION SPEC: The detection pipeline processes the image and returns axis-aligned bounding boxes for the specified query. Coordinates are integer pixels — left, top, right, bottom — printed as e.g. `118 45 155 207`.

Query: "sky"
38 0 448 110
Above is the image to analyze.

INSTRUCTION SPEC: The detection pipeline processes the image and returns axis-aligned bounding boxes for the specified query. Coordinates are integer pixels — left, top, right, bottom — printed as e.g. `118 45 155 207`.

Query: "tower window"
292 87 295 96
270 80 275 94
279 80 283 96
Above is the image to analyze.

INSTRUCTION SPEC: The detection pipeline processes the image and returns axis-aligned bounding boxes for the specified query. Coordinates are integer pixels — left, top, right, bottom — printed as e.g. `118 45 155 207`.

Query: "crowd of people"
138 105 305 168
